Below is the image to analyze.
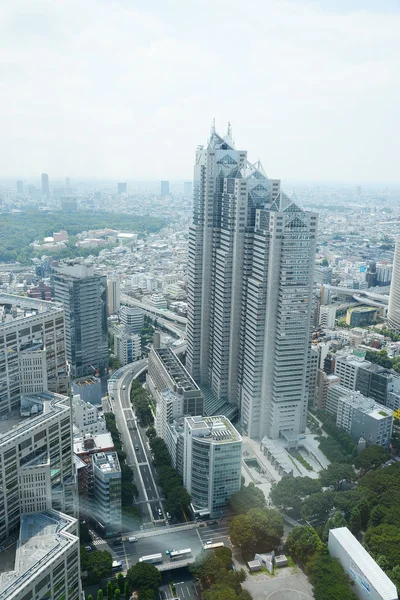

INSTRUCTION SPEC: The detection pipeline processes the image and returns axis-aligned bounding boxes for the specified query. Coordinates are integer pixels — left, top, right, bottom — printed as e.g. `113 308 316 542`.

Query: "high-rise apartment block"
161 180 170 196
319 305 336 328
388 239 400 330
107 276 121 315
186 124 317 440
0 294 68 416
53 262 108 377
41 172 49 196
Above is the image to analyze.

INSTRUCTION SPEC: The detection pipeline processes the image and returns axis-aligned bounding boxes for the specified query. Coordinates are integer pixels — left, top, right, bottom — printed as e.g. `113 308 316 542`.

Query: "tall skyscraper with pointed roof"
186 123 317 440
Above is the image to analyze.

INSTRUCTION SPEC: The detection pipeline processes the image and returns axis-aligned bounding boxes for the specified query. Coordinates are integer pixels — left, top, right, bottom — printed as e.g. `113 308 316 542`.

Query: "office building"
114 329 141 366
334 352 371 391
161 180 170 196
72 376 102 405
316 371 340 410
186 124 317 439
0 294 68 416
72 394 106 436
314 266 333 286
306 346 319 408
0 391 77 545
53 262 108 377
183 415 242 518
16 180 23 194
355 366 395 407
41 172 49 196
28 280 52 300
92 451 121 534
376 263 393 286
319 305 336 328
346 306 377 327
328 527 398 600
0 510 81 600
117 182 127 194
184 181 193 198
147 346 204 438
336 390 393 448
120 305 144 333
388 239 400 330
107 276 121 315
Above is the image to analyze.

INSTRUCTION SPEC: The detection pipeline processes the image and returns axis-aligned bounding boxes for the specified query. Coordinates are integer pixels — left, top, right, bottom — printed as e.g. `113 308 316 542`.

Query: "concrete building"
0 294 68 415
336 390 393 449
328 527 398 600
53 262 108 377
326 383 353 416
307 346 319 408
114 329 141 366
319 305 336 329
92 451 121 535
161 180 170 196
72 394 106 436
0 391 77 545
183 415 242 518
107 276 121 315
334 352 371 391
120 305 144 333
117 182 127 194
388 238 400 330
314 265 333 286
316 371 340 410
41 172 49 196
355 366 395 407
346 306 377 327
186 124 317 440
28 280 52 300
376 263 393 286
0 510 81 600
72 376 102 405
147 346 204 438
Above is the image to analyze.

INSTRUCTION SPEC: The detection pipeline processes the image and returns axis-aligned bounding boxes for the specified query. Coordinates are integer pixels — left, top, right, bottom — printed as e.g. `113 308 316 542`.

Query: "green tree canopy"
307 549 359 600
85 550 112 582
126 561 161 592
228 483 266 514
319 463 356 489
246 507 284 551
228 515 255 550
364 524 400 569
202 584 238 600
270 476 321 514
300 492 335 522
286 525 323 565
355 445 389 472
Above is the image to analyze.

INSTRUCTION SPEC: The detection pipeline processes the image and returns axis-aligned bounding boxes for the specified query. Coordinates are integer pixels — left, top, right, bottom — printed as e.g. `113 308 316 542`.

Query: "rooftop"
329 527 398 600
73 432 114 454
185 415 242 443
93 451 120 473
155 347 201 393
0 293 63 327
0 510 78 600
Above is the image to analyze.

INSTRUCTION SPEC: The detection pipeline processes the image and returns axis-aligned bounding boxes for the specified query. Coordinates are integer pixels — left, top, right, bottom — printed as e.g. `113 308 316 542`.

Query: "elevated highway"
323 284 389 309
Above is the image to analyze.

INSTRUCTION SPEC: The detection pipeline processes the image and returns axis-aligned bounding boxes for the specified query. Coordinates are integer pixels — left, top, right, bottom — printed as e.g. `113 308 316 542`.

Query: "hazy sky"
2 0 399 182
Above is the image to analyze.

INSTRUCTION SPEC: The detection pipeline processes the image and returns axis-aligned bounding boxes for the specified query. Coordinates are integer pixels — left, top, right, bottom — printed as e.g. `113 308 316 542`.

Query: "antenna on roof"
211 118 216 136
227 121 232 138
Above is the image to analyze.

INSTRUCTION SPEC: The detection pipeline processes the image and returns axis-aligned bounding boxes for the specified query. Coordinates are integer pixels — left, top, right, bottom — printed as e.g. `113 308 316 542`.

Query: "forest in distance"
0 210 168 264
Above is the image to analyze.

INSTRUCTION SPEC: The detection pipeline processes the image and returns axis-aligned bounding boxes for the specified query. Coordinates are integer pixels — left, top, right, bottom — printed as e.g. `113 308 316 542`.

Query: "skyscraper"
41 172 49 196
388 238 400 330
52 262 108 377
187 123 317 440
107 275 121 315
161 180 170 196
16 180 23 193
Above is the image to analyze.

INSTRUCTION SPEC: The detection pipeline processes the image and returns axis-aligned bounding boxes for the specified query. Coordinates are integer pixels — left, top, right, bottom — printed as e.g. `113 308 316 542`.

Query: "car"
166 512 171 520
113 540 122 546
84 545 92 552
135 445 139 451
122 385 126 390
158 508 162 516
205 540 212 545
128 536 138 543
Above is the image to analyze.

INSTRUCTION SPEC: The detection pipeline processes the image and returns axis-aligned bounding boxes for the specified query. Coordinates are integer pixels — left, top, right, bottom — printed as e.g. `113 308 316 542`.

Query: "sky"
1 0 399 182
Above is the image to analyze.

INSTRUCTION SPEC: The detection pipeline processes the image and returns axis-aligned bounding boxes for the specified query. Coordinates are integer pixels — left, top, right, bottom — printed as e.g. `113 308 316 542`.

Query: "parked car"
84 546 92 552
128 536 138 543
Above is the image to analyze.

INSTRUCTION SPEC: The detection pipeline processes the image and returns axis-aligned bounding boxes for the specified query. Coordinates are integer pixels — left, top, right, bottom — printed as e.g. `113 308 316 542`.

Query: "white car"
166 512 171 520
122 385 126 390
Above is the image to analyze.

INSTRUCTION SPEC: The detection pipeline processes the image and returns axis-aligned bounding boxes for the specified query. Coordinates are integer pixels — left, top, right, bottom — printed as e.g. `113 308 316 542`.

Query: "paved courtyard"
242 567 314 600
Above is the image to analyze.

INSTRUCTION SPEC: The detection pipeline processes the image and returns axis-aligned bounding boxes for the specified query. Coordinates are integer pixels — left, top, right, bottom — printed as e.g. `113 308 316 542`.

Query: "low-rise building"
72 394 106 436
328 527 398 600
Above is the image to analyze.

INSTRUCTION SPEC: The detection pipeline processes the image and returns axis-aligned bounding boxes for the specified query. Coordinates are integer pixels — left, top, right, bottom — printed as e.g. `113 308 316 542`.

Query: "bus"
203 542 224 551
169 548 192 561
112 561 123 572
139 553 163 564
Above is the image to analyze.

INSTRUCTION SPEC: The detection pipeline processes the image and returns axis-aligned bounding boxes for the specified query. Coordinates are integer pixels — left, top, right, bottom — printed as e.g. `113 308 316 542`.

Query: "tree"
88 596 93 600
79 522 93 544
355 445 389 472
114 589 120 600
319 463 356 490
368 504 386 528
146 426 157 439
364 524 400 569
348 506 361 534
286 525 323 565
107 581 113 600
229 482 266 514
307 549 359 600
246 507 284 551
202 584 238 600
300 492 334 522
124 582 130 599
86 551 112 582
228 514 255 550
322 511 347 542
116 572 124 588
237 592 253 600
97 591 103 600
126 562 161 592
138 591 157 600
270 476 321 514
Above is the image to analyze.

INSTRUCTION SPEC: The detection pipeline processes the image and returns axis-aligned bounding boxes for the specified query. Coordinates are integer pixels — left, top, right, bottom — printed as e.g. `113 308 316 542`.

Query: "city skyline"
1 0 400 182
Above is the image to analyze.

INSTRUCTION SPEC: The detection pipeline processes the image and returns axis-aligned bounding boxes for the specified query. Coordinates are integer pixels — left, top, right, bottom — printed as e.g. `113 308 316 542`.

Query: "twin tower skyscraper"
186 123 317 441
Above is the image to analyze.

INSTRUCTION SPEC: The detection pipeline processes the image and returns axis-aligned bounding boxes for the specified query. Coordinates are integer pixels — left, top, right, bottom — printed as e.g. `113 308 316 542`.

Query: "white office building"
328 527 398 600
0 294 68 415
388 239 400 330
183 415 242 518
319 305 337 329
186 124 317 439
92 451 121 534
336 391 393 449
120 305 144 333
0 510 81 600
72 394 106 436
114 328 141 366
334 352 371 391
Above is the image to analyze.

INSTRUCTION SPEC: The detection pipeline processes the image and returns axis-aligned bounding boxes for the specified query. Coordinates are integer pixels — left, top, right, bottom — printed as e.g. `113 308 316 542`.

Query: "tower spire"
211 118 216 136
227 121 232 139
